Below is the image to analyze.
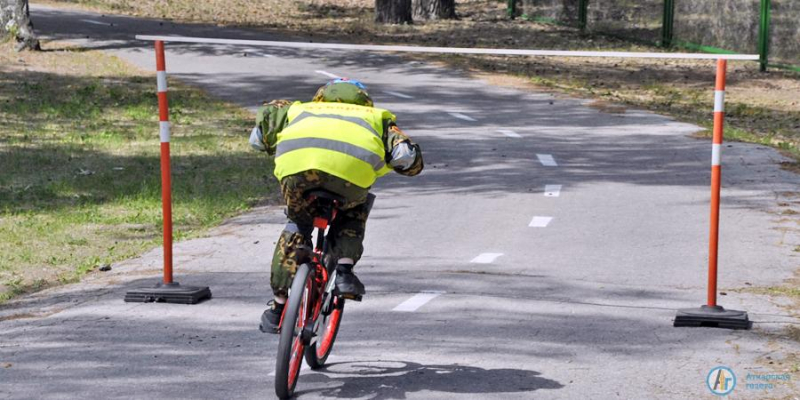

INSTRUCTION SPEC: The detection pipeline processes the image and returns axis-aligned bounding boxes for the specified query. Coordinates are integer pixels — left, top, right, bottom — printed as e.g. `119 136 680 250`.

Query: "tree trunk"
412 0 455 21
1 0 41 51
375 0 413 24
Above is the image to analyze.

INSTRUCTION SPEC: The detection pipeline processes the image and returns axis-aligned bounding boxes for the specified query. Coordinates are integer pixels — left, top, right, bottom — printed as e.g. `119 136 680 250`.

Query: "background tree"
413 0 456 21
375 0 413 24
1 0 40 51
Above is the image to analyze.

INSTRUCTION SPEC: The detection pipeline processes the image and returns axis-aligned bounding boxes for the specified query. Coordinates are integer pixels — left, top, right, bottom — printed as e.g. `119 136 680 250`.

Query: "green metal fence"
511 0 799 72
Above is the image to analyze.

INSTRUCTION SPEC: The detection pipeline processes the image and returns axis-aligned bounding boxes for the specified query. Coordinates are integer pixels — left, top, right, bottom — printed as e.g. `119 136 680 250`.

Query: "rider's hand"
249 126 267 152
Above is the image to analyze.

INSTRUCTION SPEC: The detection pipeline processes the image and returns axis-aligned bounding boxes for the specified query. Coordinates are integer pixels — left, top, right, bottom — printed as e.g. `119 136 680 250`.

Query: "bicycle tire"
274 263 313 399
304 295 344 369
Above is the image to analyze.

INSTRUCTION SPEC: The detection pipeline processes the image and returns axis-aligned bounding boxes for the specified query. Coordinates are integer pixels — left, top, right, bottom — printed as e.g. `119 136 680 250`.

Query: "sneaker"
259 300 284 333
335 264 365 297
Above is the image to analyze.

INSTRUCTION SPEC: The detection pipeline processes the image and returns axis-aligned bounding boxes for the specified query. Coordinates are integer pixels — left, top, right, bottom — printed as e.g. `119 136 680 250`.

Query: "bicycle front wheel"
305 294 344 369
275 263 313 399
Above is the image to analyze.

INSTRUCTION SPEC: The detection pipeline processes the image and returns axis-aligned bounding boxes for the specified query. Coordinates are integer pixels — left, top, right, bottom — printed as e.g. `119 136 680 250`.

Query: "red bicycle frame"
278 204 338 333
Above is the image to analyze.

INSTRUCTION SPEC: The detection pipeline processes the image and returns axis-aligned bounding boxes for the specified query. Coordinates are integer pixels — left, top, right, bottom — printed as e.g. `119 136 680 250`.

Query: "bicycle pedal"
301 327 317 344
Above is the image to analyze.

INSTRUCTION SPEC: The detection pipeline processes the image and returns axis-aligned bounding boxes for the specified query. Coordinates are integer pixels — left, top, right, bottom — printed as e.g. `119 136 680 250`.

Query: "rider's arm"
250 99 294 155
384 121 423 176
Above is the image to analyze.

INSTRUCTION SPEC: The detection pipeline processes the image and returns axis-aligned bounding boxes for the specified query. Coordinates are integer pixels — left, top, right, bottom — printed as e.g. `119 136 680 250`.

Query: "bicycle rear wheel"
274 263 313 399
305 294 344 369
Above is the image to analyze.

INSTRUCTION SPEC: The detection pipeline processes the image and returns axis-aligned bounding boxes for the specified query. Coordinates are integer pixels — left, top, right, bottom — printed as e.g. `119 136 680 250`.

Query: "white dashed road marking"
529 216 553 227
470 253 504 264
81 19 109 26
384 91 414 99
448 112 477 122
315 70 340 79
544 185 562 197
537 154 558 166
392 291 445 312
497 129 522 138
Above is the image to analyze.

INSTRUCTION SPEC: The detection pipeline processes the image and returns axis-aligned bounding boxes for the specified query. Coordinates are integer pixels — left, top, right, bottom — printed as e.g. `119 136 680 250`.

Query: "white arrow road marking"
448 112 477 122
537 154 557 166
315 70 340 79
544 185 562 197
529 216 553 227
470 253 504 264
392 291 445 312
384 91 414 99
497 129 522 138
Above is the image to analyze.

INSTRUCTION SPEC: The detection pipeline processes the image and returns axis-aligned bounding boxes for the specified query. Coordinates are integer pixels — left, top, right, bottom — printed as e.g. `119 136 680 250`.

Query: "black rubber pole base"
674 305 751 330
125 282 212 305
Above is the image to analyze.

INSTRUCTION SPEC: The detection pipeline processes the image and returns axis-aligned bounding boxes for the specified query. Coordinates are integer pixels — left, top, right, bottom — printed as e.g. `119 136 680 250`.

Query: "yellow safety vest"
274 102 395 188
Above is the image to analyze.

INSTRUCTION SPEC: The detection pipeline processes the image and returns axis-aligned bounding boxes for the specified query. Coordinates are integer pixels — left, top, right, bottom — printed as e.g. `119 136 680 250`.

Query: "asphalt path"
2 4 799 399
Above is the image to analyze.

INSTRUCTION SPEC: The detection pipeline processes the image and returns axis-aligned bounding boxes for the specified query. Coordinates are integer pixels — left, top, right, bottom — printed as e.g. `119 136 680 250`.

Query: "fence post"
507 0 516 19
578 0 588 32
758 0 771 72
661 0 675 48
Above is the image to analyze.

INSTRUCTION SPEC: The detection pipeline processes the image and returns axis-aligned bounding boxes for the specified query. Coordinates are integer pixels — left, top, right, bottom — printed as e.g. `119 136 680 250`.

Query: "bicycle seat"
304 189 346 207
304 190 346 230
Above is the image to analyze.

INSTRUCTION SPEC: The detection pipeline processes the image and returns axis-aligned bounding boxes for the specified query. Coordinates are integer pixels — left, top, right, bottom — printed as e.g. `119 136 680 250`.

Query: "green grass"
0 43 276 302
528 75 800 160
738 286 800 299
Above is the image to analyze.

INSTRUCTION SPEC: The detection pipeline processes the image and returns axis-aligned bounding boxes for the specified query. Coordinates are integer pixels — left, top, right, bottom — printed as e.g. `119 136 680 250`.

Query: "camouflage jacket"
255 100 424 177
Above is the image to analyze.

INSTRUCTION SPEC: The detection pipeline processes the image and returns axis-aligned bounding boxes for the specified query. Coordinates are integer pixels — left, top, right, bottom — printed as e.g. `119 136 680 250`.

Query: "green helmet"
312 79 373 107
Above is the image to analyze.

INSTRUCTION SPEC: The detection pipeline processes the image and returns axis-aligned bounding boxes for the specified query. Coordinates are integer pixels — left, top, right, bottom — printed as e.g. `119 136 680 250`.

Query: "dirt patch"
780 162 800 174
0 312 45 322
587 100 628 114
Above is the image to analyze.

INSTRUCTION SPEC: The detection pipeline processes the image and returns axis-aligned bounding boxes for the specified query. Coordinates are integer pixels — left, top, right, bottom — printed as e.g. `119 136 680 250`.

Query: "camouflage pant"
270 170 374 297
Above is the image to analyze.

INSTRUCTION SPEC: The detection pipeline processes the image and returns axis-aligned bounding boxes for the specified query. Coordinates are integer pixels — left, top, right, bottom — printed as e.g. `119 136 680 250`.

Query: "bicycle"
274 189 360 399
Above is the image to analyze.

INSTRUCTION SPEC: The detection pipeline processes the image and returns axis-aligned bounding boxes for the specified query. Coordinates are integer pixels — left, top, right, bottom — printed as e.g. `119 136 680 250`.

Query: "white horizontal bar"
497 129 522 138
714 90 725 113
157 71 167 92
82 19 109 26
529 216 553 227
470 253 503 264
315 70 340 79
384 90 414 99
392 291 444 312
711 143 721 166
134 35 760 61
448 112 477 122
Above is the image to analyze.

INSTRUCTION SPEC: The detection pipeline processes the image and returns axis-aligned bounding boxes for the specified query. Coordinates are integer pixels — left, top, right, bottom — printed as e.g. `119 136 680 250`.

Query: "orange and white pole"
674 58 747 329
155 40 174 285
707 59 726 307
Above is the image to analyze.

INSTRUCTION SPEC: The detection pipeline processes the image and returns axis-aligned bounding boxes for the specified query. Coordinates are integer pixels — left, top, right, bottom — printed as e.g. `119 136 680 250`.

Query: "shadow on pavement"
299 360 564 399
